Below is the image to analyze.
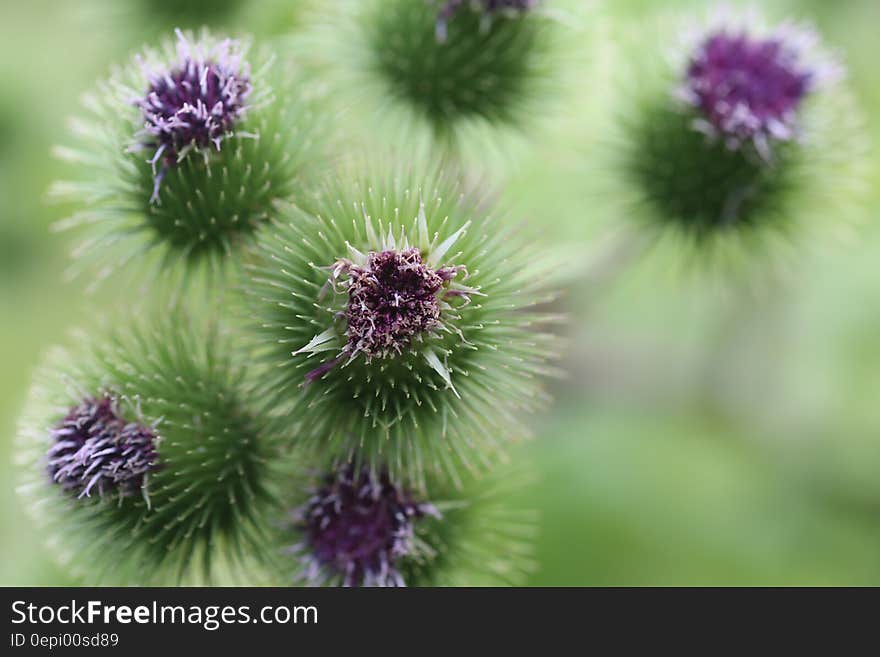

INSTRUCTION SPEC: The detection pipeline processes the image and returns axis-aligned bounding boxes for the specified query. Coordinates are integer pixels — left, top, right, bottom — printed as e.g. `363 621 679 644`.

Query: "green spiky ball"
595 12 871 269
15 312 280 584
297 0 560 151
52 29 327 285
244 163 562 487
623 99 803 242
368 0 544 134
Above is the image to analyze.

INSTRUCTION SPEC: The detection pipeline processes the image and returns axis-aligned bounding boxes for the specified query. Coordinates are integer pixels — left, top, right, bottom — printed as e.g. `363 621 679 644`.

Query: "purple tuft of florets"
683 29 814 154
134 29 252 202
47 395 159 499
338 248 460 361
436 0 539 42
298 246 471 383
292 465 438 587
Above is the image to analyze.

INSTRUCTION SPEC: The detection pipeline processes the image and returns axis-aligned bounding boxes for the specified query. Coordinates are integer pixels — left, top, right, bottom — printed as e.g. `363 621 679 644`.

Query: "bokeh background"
2 0 879 585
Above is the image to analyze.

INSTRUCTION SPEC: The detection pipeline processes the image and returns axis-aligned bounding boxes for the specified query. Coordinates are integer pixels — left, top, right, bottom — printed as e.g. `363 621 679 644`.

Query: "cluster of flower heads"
290 465 439 587
36 16 553 584
132 29 252 202
47 395 159 499
679 21 835 158
436 0 539 41
35 1 868 589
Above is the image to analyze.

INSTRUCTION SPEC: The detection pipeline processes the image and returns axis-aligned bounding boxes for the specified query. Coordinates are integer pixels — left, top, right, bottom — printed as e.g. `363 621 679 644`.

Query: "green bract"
15 312 279 584
52 29 327 287
245 163 562 487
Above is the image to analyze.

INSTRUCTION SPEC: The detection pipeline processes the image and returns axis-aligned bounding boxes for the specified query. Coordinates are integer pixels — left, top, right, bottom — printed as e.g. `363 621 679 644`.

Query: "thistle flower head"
274 189 484 396
367 0 547 134
280 458 537 587
298 0 561 157
16 311 280 584
681 25 821 156
291 465 438 587
246 164 563 486
600 8 867 261
134 29 252 202
52 29 328 286
48 395 159 498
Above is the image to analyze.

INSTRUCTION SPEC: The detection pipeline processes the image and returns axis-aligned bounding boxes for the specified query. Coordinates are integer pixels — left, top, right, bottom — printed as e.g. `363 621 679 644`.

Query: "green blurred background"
1 0 879 585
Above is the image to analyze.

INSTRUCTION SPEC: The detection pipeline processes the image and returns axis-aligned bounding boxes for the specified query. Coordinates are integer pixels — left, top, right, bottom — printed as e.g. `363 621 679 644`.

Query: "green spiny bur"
245 163 563 488
52 29 328 287
16 311 281 584
596 9 871 269
367 0 544 135
296 0 562 155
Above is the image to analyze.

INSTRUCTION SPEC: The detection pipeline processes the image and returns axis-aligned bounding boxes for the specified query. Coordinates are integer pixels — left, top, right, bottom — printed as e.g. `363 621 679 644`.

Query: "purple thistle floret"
341 248 458 360
683 29 814 155
297 246 476 383
292 465 439 587
302 248 464 384
47 395 159 499
134 29 252 202
436 0 539 42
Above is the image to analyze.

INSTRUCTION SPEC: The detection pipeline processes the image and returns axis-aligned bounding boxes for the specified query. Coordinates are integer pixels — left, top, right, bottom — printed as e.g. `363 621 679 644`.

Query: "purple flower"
291 465 439 587
342 248 458 360
48 395 159 499
134 30 252 202
682 28 816 155
301 247 466 382
436 0 539 42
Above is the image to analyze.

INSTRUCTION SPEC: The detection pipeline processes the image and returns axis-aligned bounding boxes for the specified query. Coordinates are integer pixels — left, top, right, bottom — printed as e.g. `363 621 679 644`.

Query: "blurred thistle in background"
2 0 880 586
593 5 870 272
292 0 585 172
